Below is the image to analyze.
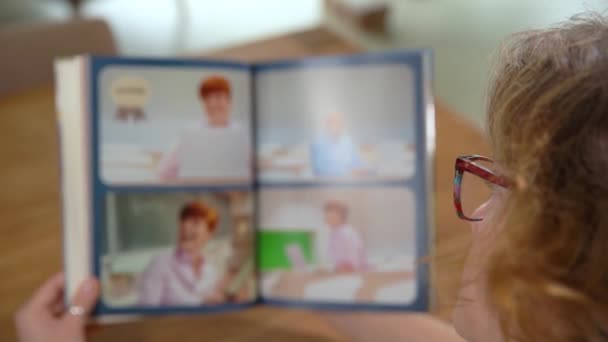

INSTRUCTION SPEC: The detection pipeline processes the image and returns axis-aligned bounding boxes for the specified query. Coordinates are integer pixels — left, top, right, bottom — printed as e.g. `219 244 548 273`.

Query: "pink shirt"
138 250 219 306
328 224 367 271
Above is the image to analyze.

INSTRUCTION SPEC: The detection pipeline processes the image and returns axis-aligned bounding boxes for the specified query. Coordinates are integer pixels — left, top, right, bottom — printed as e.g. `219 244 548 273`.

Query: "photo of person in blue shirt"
311 112 367 177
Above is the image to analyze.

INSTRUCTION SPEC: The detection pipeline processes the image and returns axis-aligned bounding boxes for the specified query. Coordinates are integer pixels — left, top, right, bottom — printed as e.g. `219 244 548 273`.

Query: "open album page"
255 54 431 310
92 58 256 315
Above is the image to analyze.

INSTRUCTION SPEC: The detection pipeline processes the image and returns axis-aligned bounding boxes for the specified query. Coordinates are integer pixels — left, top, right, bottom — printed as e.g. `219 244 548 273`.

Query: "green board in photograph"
257 230 315 271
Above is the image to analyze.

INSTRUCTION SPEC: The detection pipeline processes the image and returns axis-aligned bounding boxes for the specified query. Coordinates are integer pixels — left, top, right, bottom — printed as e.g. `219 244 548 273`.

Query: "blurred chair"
0 18 117 96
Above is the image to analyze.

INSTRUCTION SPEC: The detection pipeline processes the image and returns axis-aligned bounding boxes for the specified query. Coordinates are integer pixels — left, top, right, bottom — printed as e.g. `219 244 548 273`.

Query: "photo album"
54 50 435 320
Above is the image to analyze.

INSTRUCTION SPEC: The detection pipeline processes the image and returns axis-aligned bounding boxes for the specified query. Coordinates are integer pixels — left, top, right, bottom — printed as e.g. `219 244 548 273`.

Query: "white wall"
81 0 323 55
384 0 608 125
256 63 416 144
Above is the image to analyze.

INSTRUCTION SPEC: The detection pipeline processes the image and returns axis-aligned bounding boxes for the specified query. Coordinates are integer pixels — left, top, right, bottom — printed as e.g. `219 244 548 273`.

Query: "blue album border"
87 51 431 315
89 56 255 315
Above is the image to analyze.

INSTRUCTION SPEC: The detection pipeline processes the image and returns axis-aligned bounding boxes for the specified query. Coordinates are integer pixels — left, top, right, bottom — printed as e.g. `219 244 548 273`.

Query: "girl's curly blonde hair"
486 13 608 341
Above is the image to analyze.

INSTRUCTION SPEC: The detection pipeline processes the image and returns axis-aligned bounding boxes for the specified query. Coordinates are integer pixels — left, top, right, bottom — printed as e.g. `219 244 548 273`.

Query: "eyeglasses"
454 155 511 222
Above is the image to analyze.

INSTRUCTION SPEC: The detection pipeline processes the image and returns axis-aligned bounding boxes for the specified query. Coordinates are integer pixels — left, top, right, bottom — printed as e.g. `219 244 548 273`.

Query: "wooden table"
0 27 488 341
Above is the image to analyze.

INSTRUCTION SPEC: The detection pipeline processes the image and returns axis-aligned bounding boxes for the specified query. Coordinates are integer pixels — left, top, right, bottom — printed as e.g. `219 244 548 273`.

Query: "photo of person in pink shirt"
138 200 224 306
323 200 367 273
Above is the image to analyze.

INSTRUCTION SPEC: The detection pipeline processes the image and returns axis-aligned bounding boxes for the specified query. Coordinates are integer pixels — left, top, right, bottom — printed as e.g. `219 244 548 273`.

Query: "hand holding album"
54 51 433 320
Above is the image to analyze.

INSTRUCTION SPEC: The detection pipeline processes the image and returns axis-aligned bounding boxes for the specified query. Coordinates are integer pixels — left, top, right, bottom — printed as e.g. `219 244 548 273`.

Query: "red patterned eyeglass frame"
454 155 511 222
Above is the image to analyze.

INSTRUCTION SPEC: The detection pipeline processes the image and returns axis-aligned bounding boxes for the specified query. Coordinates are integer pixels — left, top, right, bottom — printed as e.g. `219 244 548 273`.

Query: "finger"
50 297 66 317
63 277 99 327
27 272 65 309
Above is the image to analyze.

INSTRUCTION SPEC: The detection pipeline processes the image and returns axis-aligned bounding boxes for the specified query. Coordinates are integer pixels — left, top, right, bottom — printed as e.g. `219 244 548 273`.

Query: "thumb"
63 277 100 327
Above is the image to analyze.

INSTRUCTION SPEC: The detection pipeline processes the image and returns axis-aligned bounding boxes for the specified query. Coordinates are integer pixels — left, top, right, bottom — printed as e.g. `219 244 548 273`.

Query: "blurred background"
1 0 606 125
2 0 608 339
